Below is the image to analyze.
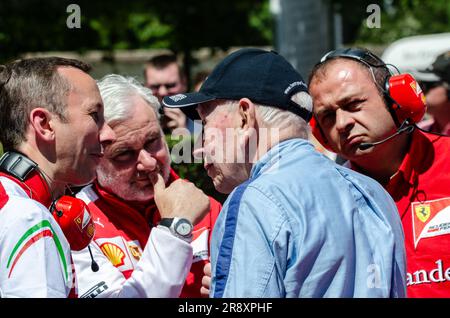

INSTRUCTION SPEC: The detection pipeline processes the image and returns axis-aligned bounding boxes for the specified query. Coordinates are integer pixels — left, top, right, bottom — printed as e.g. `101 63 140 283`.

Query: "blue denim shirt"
210 138 406 298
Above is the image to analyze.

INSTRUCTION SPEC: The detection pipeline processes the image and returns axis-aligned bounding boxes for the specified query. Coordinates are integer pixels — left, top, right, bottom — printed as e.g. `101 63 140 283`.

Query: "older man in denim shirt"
163 48 406 297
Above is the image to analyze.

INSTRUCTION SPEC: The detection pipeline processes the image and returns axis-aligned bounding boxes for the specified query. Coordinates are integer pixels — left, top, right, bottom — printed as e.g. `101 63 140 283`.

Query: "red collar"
347 130 436 201
0 169 52 207
385 130 437 196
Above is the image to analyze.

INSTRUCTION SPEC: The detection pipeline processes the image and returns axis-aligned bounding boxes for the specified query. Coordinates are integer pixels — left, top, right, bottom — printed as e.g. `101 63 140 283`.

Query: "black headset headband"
318 48 404 126
319 48 387 69
0 152 38 182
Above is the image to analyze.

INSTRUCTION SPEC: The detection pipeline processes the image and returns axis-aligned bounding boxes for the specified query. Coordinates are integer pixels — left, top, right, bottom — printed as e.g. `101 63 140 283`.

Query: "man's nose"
193 143 216 165
99 122 116 148
158 85 168 98
335 109 355 134
136 149 158 172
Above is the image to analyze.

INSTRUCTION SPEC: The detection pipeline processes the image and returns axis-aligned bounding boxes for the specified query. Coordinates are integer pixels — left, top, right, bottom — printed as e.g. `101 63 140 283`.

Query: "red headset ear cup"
387 74 427 124
310 116 334 152
52 196 96 251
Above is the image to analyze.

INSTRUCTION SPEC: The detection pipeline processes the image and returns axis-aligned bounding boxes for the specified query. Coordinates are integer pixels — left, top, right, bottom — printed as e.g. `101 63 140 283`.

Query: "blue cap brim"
162 92 216 120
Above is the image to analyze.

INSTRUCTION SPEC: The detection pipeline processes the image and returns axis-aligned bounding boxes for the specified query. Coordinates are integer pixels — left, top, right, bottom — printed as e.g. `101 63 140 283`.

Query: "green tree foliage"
329 0 384 44
0 0 273 62
325 0 449 45
355 0 450 44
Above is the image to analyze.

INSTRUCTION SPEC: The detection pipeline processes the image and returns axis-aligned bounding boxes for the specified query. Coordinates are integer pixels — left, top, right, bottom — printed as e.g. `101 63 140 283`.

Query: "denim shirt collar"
250 138 312 179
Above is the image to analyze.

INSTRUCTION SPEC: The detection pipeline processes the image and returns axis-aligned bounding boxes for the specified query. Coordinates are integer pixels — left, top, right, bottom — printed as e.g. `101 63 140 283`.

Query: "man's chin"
213 179 235 194
120 193 155 204
132 184 155 197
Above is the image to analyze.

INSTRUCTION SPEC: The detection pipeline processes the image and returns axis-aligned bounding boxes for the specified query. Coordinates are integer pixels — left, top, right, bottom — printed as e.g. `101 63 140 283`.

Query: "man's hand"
200 262 211 298
151 173 210 225
164 108 187 131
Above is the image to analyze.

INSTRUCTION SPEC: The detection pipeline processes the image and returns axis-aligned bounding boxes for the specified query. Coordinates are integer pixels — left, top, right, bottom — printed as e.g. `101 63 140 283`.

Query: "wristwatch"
159 217 193 240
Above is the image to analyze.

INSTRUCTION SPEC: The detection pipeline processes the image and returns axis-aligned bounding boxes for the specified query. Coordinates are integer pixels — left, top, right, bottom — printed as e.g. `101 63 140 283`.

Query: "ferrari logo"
128 243 142 261
415 204 431 222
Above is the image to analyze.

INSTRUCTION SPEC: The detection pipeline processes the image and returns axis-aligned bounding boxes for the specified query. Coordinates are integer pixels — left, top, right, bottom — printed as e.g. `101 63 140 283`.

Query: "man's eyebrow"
316 95 358 118
108 143 132 154
316 108 332 118
336 95 358 106
109 130 160 151
87 102 102 111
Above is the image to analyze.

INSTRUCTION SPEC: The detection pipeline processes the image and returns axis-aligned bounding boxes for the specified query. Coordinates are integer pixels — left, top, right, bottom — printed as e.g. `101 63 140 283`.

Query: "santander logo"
407 259 450 286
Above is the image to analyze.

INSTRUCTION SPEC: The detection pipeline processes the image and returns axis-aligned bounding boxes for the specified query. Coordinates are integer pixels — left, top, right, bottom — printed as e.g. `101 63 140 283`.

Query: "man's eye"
113 151 133 162
320 112 335 126
346 100 363 111
144 139 159 152
90 112 99 122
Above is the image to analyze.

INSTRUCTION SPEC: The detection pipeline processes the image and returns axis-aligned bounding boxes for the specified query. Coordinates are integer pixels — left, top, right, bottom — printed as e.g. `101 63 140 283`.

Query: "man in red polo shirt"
72 74 221 298
308 48 450 297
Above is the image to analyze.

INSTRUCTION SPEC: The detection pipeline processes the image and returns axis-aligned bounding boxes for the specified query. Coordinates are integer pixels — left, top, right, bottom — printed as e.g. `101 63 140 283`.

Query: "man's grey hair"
97 74 160 125
256 91 311 139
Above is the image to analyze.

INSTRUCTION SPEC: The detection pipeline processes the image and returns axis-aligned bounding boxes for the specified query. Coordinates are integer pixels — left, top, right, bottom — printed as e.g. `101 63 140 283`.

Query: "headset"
0 151 96 252
309 48 427 151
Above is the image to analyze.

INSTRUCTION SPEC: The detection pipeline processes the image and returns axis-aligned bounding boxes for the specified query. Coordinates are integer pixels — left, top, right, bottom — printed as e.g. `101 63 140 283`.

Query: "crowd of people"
0 45 448 298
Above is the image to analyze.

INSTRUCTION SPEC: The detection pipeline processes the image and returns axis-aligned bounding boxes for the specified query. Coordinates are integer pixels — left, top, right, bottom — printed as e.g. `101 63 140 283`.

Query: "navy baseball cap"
162 48 312 122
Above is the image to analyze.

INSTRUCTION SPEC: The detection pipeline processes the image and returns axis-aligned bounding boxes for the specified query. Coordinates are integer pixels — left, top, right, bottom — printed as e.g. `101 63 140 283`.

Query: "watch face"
175 219 193 236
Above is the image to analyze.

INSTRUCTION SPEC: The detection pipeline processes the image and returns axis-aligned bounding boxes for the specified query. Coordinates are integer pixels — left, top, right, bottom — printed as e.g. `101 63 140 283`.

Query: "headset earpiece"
0 151 96 252
385 73 427 124
50 195 96 251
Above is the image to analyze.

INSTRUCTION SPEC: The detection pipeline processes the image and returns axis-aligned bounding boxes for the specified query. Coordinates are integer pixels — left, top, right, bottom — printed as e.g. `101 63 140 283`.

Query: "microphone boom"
358 121 414 150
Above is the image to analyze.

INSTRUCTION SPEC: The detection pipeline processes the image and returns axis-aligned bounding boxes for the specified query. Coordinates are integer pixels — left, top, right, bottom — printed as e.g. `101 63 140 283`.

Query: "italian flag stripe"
8 229 53 278
7 220 68 282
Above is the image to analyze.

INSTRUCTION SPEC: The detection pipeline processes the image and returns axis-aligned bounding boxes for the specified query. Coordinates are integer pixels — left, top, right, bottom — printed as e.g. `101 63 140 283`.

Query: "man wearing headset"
308 48 450 297
0 58 210 298
0 57 116 297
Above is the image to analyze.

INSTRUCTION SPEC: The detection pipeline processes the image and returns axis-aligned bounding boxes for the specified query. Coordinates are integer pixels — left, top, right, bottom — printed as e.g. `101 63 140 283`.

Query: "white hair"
256 91 312 139
97 74 160 125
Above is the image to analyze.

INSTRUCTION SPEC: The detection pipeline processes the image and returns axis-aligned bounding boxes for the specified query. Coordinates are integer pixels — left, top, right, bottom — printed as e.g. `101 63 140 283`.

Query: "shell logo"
100 242 125 267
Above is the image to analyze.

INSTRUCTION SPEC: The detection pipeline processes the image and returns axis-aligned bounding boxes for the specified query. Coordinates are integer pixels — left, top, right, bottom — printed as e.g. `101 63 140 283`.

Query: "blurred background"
1 0 449 201
1 0 449 85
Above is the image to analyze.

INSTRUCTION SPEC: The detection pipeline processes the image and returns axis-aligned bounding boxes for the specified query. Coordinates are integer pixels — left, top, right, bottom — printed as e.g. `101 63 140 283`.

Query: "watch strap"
159 218 174 228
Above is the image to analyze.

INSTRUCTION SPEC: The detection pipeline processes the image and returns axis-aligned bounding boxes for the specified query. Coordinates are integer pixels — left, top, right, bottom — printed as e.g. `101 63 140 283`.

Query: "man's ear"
29 108 56 142
238 98 256 130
